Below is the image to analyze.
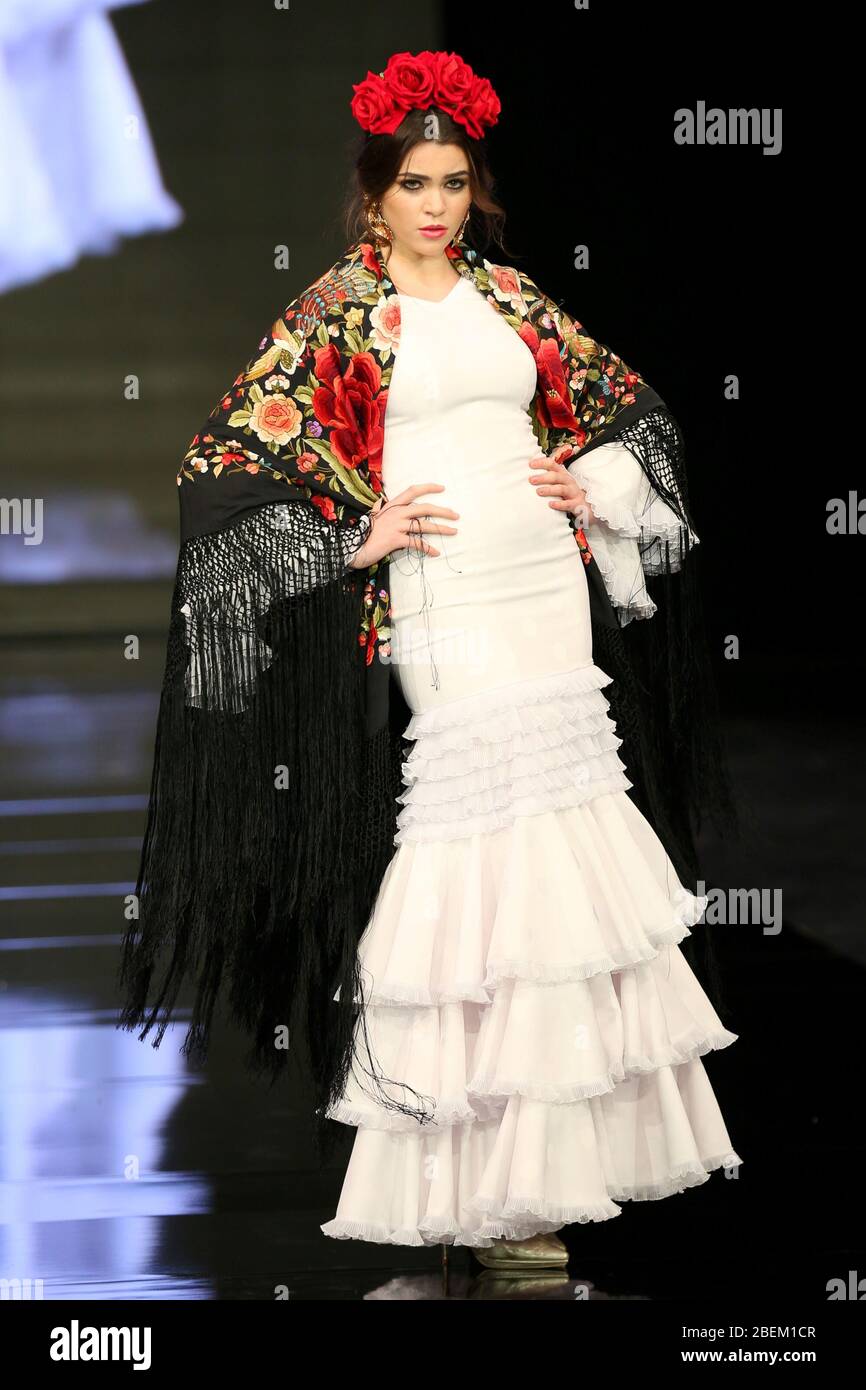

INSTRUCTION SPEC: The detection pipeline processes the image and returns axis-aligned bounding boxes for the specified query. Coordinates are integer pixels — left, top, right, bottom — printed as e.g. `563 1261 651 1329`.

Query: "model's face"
379 141 472 257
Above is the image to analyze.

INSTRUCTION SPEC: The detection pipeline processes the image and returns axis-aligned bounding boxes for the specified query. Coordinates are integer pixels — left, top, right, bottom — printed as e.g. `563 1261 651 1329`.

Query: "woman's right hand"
349 484 459 569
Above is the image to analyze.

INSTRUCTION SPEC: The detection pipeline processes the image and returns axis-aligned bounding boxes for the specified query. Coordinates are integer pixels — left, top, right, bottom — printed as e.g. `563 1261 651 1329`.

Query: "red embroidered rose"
311 494 337 522
362 621 378 665
519 322 540 354
533 339 582 434
311 346 384 485
359 242 382 278
520 324 587 447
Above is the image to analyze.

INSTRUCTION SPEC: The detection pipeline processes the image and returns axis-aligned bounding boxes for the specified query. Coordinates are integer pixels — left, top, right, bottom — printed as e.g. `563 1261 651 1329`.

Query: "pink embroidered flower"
370 294 401 354
248 393 303 447
484 261 528 313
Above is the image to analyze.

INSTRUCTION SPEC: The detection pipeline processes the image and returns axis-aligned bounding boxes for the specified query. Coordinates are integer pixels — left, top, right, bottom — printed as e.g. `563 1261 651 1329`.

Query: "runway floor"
0 629 862 1300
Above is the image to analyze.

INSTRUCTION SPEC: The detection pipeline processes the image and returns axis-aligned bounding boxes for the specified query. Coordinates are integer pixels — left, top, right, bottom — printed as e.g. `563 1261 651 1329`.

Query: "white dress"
0 1 182 294
320 273 742 1247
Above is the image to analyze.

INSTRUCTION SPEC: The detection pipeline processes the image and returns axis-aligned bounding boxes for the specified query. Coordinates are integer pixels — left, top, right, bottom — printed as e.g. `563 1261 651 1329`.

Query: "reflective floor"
0 628 862 1300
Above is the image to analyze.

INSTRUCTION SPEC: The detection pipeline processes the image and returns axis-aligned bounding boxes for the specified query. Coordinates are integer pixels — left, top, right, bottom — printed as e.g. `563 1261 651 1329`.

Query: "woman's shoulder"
473 253 571 329
284 239 382 329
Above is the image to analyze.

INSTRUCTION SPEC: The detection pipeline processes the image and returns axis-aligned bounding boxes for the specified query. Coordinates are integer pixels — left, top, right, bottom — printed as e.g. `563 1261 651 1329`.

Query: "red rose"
460 76 501 138
383 51 436 107
350 72 407 135
351 51 499 140
432 51 474 111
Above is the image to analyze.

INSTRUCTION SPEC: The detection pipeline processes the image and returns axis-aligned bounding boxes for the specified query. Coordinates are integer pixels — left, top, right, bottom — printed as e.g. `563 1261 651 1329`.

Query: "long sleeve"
567 438 699 625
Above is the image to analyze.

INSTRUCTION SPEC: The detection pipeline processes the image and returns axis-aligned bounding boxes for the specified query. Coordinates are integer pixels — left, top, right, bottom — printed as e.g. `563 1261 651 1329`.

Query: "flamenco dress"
320 272 742 1247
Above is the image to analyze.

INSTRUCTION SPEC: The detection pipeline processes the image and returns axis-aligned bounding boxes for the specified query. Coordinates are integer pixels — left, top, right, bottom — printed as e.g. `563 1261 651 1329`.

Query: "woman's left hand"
527 448 596 526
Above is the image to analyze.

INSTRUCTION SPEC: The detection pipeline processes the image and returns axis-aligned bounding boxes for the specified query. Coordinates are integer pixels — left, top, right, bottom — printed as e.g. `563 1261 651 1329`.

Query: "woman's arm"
522 274 700 623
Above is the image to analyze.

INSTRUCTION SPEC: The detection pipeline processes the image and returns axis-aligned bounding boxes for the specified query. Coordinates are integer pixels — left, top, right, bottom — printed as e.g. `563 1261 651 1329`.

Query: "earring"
365 200 393 244
452 207 471 247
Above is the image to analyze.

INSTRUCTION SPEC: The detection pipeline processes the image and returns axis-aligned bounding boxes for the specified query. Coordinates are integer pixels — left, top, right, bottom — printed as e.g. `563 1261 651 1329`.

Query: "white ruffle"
322 1063 742 1248
566 442 700 625
321 660 742 1247
329 939 737 1130
395 663 633 843
351 796 709 1011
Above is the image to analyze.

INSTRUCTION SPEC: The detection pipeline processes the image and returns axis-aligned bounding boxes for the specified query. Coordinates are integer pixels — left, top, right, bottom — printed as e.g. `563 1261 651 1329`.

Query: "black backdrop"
438 0 823 719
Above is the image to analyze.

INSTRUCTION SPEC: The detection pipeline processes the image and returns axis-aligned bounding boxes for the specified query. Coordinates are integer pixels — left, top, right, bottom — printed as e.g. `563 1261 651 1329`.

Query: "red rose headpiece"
350 50 500 141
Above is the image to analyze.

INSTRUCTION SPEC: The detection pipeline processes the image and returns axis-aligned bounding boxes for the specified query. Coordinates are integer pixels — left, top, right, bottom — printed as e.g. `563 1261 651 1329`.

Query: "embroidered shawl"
117 235 734 1155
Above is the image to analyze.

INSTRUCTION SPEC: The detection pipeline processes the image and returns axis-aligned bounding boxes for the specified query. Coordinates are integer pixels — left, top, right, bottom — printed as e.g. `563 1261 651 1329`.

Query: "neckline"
393 275 465 306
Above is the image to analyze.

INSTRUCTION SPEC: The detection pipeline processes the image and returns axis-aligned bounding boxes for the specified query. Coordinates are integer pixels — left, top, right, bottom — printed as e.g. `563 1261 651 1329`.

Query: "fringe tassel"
590 407 740 1021
116 498 437 1159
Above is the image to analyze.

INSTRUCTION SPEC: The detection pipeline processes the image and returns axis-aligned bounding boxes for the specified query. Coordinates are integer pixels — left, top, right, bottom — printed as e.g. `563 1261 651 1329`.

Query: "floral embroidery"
178 237 655 663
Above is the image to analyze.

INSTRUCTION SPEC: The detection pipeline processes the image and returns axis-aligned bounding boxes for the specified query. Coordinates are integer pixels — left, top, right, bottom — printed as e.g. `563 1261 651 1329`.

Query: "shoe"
473 1233 569 1271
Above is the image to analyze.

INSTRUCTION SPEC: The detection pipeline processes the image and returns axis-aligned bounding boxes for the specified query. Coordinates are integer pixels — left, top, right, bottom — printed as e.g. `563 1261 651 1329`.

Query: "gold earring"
452 207 471 246
365 200 393 243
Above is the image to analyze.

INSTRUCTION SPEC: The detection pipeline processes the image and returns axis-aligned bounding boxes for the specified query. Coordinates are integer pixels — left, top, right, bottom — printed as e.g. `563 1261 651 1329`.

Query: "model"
118 49 742 1270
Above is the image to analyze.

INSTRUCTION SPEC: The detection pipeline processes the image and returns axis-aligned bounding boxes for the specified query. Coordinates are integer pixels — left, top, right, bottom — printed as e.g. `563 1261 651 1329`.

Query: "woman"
118 50 742 1268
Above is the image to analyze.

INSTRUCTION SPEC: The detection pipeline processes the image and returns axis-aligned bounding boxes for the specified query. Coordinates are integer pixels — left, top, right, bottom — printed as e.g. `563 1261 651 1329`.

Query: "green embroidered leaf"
228 409 251 426
304 436 340 467
327 453 379 505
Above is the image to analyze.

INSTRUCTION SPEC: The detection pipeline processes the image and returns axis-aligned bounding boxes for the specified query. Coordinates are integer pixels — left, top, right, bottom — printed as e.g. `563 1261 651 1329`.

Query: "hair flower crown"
351 49 501 140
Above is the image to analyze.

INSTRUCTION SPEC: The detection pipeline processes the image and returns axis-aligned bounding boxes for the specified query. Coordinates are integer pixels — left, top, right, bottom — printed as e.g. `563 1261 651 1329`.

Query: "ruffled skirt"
320 662 742 1247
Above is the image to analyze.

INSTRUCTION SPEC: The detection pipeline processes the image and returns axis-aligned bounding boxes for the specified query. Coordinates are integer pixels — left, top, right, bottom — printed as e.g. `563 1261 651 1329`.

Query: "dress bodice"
380 275 594 711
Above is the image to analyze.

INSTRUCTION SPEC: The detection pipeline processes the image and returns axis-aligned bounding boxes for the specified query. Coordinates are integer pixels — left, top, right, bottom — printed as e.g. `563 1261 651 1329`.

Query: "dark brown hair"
342 107 515 261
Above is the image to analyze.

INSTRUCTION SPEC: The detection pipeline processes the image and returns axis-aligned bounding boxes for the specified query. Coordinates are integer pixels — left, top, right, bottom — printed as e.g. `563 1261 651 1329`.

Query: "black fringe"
587 406 740 1020
119 411 740 1147
116 498 437 1160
